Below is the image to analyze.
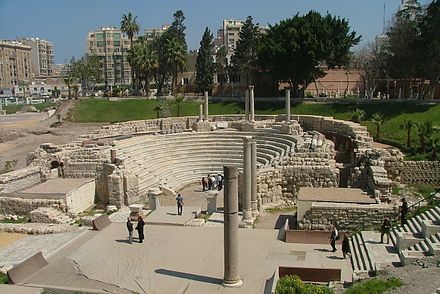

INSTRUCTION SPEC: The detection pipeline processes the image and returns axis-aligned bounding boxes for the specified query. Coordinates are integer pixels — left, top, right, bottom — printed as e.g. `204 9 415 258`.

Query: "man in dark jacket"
126 217 133 244
136 216 145 243
380 217 391 244
400 198 408 226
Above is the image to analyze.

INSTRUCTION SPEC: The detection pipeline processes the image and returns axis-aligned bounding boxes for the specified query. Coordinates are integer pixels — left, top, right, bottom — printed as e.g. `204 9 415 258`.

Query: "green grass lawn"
344 277 403 294
69 98 440 159
5 102 55 114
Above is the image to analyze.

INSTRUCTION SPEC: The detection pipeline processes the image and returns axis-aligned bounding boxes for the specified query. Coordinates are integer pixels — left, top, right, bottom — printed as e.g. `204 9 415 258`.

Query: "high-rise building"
19 37 54 78
86 27 132 86
144 24 170 42
0 40 32 92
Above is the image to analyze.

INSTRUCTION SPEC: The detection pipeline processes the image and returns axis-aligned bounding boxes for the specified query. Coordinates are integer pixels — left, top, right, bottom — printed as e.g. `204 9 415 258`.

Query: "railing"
392 187 440 223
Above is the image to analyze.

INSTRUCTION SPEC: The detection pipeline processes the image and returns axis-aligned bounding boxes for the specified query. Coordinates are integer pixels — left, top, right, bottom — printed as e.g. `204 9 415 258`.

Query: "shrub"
344 277 403 294
276 275 334 294
0 273 8 284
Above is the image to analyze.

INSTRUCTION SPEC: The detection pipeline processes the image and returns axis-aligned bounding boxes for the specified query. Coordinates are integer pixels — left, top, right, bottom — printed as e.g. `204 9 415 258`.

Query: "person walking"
380 217 391 244
207 174 213 190
342 234 350 259
126 217 133 244
201 177 207 191
217 173 223 191
176 193 184 215
400 198 408 226
135 215 145 243
329 225 339 252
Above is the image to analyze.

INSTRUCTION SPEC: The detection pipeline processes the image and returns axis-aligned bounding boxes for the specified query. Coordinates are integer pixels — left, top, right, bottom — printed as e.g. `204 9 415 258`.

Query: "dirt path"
0 232 26 249
0 101 105 171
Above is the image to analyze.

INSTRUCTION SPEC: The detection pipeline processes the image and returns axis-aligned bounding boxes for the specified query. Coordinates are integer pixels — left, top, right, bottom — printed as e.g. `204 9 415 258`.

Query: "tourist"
342 234 350 259
400 198 408 226
217 173 223 191
176 193 184 215
126 217 133 244
380 217 391 244
201 177 207 191
211 174 217 190
207 174 213 190
329 225 339 252
135 216 145 243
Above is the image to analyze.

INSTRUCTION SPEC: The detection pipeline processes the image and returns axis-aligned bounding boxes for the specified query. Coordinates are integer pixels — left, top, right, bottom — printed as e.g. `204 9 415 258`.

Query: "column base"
192 121 211 132
223 278 243 288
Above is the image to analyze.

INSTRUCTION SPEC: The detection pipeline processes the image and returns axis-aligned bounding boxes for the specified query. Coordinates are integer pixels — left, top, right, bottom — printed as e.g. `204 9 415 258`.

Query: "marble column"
249 85 255 122
244 89 250 121
199 104 203 121
250 140 258 216
242 136 253 222
285 89 291 123
223 165 243 288
204 91 209 121
148 188 162 211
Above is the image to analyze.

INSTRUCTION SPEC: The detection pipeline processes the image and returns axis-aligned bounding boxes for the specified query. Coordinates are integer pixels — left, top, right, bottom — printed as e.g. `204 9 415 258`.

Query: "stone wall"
65 180 95 214
257 168 283 206
0 197 65 216
401 161 440 185
300 202 396 230
0 167 42 194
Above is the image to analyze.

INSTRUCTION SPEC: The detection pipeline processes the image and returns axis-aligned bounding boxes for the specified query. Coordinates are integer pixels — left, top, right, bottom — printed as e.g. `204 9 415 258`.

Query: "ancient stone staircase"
349 205 440 275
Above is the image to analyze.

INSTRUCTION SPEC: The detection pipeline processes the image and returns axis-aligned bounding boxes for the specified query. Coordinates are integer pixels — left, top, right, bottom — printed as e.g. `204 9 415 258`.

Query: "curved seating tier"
114 130 298 195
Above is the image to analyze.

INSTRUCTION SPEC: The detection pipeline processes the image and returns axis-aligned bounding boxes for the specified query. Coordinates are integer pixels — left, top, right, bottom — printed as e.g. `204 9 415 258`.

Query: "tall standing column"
242 136 253 222
249 85 255 122
204 91 209 121
244 89 249 121
199 104 203 121
251 140 258 216
223 165 243 288
286 89 291 123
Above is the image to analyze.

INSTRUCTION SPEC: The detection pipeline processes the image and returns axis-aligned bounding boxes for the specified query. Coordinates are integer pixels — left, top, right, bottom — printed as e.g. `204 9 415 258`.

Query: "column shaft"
244 89 249 121
242 136 252 221
223 166 242 287
204 91 209 121
251 140 258 215
286 89 291 123
199 104 203 121
249 86 255 122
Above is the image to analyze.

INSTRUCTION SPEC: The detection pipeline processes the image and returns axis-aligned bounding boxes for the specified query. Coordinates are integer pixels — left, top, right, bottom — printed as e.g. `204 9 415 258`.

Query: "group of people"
126 216 145 244
202 174 224 191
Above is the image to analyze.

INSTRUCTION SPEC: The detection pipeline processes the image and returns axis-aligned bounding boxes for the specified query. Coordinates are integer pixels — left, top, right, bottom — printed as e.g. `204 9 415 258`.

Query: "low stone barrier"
7 251 48 284
278 266 341 283
285 230 346 244
0 197 65 215
0 167 42 194
92 214 111 231
401 161 440 185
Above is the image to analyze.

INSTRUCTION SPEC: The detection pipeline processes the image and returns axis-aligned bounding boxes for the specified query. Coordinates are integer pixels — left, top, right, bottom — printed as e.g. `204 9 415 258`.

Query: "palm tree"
428 137 440 160
400 119 414 148
371 113 385 141
63 76 76 99
121 12 140 91
351 109 365 123
173 94 185 117
164 37 187 94
153 104 162 118
134 40 158 98
415 121 435 153
72 84 79 99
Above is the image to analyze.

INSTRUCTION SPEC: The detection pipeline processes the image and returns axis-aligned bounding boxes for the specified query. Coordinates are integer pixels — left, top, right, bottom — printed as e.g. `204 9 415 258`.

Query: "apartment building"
0 40 32 93
86 27 132 86
144 24 170 42
19 37 54 78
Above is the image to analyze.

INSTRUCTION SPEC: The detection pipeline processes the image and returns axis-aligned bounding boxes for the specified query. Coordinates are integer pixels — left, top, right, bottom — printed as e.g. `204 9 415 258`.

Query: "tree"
258 11 360 96
169 10 187 50
128 39 158 97
371 113 385 141
351 109 365 123
153 104 162 118
164 36 186 94
428 137 440 160
68 56 102 95
63 76 76 99
415 121 436 153
416 0 440 99
173 94 185 117
215 46 229 94
121 12 140 91
195 27 214 93
231 16 261 87
401 119 414 148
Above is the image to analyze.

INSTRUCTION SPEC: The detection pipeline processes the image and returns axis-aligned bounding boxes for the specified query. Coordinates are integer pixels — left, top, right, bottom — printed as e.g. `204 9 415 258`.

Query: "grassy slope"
69 99 440 158
5 102 55 114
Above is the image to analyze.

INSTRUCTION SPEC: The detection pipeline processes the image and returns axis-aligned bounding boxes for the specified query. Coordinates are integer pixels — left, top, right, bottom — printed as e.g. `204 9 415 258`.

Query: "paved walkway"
161 184 224 211
0 230 86 267
361 231 400 268
145 206 201 226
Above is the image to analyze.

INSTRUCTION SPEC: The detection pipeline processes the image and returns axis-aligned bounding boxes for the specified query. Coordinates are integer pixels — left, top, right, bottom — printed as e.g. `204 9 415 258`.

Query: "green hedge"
344 277 403 294
276 275 334 294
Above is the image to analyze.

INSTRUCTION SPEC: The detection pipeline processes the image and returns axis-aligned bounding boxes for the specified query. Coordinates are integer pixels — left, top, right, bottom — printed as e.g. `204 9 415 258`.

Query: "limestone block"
396 231 422 251
30 207 73 224
421 219 440 238
399 249 424 266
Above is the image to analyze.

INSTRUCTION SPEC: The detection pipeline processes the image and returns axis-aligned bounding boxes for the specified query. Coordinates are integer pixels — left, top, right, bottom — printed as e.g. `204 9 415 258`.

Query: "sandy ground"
0 101 105 171
0 232 26 249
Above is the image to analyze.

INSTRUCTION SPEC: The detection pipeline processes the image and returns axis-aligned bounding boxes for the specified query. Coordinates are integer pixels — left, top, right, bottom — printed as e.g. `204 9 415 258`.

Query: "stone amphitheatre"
0 90 440 293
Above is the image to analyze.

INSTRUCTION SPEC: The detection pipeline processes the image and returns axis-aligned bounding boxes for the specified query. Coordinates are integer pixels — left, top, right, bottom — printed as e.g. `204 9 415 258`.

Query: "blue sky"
0 0 432 64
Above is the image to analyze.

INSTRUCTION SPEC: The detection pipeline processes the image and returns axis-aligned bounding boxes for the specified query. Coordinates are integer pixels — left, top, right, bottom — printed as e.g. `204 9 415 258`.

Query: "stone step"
349 238 364 273
354 234 370 272
430 208 440 221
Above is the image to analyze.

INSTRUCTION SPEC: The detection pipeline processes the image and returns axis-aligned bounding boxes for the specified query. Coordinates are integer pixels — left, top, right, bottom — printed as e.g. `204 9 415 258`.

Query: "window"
113 33 120 40
182 77 189 85
230 74 240 83
97 41 104 47
96 33 104 40
114 41 120 47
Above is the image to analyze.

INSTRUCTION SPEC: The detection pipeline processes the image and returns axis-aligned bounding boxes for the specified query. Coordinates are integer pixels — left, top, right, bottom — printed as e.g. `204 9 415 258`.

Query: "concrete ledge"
0 285 43 294
7 252 48 284
286 230 345 244
278 266 341 283
92 214 111 231
399 249 425 266
396 231 422 251
421 220 440 238
263 268 279 294
428 241 440 255
277 219 289 241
